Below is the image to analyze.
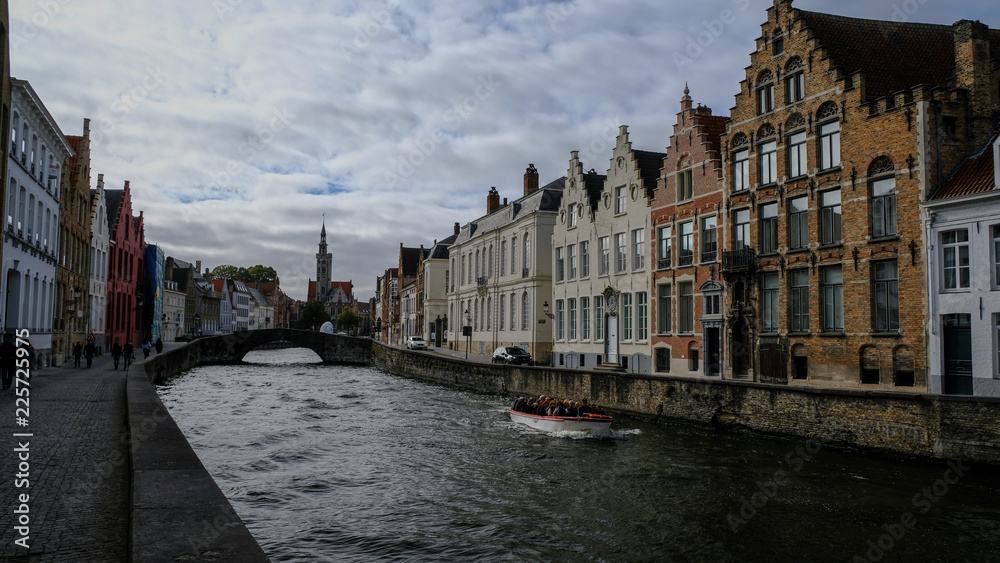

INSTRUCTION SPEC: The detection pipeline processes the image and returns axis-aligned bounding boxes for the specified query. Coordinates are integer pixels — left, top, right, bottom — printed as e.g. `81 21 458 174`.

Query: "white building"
551 127 663 373
248 287 273 330
88 174 110 352
162 280 186 342
2 79 73 367
445 165 564 363
421 226 460 346
227 279 251 332
924 130 1000 397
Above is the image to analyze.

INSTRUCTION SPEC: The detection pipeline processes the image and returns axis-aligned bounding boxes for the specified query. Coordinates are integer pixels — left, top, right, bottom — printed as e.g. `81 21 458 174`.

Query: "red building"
104 180 146 348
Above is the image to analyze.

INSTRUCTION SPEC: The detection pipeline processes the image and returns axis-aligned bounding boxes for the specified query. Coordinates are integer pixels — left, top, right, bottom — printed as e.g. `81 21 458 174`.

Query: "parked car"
492 346 532 365
405 336 428 350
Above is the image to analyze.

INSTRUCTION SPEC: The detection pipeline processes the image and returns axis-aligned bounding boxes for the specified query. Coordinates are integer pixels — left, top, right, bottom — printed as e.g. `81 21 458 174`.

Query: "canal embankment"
372 342 1000 465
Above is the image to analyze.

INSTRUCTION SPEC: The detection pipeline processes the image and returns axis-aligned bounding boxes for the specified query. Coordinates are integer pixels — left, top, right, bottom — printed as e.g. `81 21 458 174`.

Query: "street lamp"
464 308 471 360
542 300 554 319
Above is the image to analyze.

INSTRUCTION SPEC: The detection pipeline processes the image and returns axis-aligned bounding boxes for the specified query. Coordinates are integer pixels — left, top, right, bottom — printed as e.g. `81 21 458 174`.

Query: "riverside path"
0 347 131 562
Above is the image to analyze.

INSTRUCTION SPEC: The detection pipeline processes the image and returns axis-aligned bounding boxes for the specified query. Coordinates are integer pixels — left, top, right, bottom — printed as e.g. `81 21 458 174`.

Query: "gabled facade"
446 165 565 363
211 278 233 334
719 0 1000 391
162 279 186 341
104 181 145 347
88 175 109 351
227 279 251 332
2 78 73 367
55 118 92 364
374 268 398 344
420 224 459 347
651 88 728 377
552 127 664 373
924 128 1000 396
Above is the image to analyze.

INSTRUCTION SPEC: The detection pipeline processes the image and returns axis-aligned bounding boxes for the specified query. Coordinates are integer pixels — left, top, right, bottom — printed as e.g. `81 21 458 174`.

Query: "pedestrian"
123 341 134 370
73 342 82 368
142 339 151 359
111 339 122 370
0 333 15 390
155 337 163 354
84 341 95 368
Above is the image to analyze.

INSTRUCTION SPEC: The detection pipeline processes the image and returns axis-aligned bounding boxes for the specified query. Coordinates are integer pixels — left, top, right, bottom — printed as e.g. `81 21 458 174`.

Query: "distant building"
162 279 185 342
420 224 460 346
104 181 145 347
88 175 110 351
308 220 355 320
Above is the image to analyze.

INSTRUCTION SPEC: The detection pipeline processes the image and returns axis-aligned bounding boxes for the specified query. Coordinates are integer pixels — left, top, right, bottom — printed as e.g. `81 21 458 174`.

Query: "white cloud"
11 0 999 300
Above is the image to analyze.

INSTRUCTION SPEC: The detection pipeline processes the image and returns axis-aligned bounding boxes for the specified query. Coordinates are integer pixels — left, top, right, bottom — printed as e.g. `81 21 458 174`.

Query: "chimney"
487 187 501 214
196 260 201 274
503 197 508 206
954 20 996 145
454 222 460 235
524 163 539 196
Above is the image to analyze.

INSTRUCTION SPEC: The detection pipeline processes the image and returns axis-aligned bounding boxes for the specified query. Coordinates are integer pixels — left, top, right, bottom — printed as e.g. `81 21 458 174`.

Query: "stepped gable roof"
105 190 124 228
582 172 607 212
634 149 668 197
931 125 1000 200
698 114 728 153
797 10 959 100
64 136 88 189
452 177 566 246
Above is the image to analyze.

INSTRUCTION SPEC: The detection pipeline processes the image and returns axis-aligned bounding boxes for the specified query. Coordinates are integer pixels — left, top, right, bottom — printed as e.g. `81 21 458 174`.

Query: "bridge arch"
184 329 372 365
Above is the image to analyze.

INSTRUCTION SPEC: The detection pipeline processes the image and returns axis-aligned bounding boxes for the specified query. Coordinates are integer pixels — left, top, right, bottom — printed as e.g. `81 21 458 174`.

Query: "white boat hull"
509 409 612 434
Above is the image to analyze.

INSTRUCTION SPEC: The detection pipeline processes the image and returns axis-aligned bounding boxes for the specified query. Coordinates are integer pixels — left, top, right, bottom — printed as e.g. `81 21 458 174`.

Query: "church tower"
316 218 332 300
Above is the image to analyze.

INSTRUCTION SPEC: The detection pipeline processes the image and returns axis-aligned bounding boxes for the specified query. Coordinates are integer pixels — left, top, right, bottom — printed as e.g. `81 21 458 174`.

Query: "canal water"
156 348 1000 562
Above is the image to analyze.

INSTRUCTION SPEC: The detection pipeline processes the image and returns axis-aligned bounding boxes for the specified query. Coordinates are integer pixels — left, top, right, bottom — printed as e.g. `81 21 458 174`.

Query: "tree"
336 307 362 335
296 300 329 331
211 264 243 279
245 265 279 284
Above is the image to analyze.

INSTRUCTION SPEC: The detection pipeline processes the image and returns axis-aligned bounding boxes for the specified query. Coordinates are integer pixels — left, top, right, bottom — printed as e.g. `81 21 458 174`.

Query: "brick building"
104 181 145 348
719 0 1000 390
651 87 727 377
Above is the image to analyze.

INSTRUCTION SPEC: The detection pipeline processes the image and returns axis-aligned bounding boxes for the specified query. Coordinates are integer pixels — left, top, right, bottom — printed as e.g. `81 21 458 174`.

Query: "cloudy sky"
10 0 999 300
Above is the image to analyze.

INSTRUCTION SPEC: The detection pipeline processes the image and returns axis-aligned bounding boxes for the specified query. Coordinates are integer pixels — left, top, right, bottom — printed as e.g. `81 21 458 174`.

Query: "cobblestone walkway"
0 352 129 562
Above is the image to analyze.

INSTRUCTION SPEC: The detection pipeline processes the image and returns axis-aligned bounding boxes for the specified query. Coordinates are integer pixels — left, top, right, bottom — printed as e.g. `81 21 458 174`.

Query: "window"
760 140 777 185
616 186 627 214
632 229 645 270
679 282 694 333
658 226 672 269
942 229 970 290
658 285 672 334
757 71 775 114
734 209 750 250
488 245 494 277
568 244 577 279
568 298 577 340
581 297 590 340
819 121 841 170
637 292 648 341
555 247 565 282
655 348 671 373
994 226 1000 287
569 203 578 228
733 149 750 192
500 241 506 276
622 293 633 341
788 131 807 178
822 267 844 332
615 233 627 273
701 217 717 262
789 269 810 332
679 222 694 266
762 273 779 332
510 236 517 273
510 294 516 330
995 314 1000 379
821 190 842 245
556 300 565 340
873 261 899 332
523 234 530 273
761 203 778 254
499 296 505 329
773 37 784 55
599 236 610 275
871 177 897 238
789 196 809 250
521 292 529 330
460 255 466 285
786 69 804 103
677 170 693 201
581 241 590 277
595 296 604 340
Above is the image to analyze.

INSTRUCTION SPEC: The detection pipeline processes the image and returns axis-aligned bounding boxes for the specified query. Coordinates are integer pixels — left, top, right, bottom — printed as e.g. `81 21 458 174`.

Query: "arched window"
6 179 15 226
817 102 841 170
523 233 530 273
786 113 807 178
731 132 750 192
869 156 896 238
757 123 777 185
756 70 775 114
785 57 805 103
893 346 915 387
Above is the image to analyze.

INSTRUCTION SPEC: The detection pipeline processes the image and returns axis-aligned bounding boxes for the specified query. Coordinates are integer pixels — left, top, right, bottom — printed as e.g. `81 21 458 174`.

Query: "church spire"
316 216 332 300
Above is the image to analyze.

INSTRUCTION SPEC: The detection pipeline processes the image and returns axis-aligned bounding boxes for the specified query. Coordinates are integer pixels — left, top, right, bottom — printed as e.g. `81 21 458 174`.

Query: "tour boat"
508 409 613 434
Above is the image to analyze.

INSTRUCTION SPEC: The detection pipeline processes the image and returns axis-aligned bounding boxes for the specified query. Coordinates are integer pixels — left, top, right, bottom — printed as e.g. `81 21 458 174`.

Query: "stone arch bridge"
176 329 372 365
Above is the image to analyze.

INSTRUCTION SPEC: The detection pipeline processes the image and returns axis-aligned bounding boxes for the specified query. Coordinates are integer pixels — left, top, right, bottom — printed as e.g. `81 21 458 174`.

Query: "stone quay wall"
372 343 1000 465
